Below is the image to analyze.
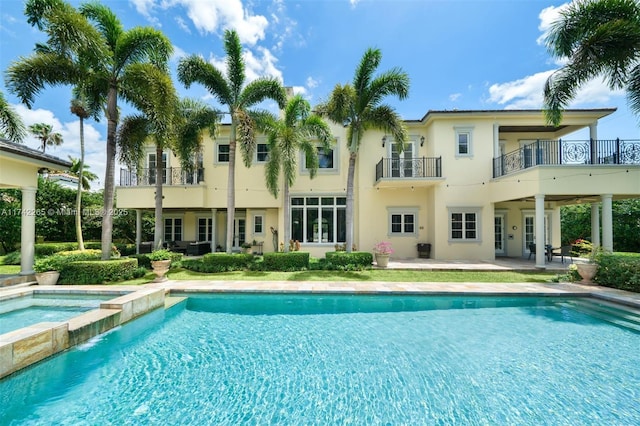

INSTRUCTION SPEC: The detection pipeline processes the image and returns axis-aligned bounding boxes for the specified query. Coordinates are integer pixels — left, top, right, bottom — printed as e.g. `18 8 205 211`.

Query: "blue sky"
1 0 637 188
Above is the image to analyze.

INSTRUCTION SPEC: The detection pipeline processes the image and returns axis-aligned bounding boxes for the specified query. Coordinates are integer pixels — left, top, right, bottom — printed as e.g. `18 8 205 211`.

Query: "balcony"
119 167 204 186
375 157 442 188
493 139 640 178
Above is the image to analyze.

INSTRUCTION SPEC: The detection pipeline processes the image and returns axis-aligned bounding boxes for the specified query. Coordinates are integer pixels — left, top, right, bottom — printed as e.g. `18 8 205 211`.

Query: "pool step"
561 299 640 332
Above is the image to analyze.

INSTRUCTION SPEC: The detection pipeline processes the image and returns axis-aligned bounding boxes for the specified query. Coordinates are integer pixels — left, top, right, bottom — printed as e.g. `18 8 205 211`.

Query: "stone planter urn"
576 263 598 284
35 271 60 286
375 253 390 268
151 260 171 283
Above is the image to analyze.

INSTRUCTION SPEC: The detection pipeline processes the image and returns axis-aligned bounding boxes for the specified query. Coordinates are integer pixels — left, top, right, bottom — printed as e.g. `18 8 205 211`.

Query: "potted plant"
373 241 393 268
241 242 252 254
575 245 602 285
34 256 61 285
148 249 172 282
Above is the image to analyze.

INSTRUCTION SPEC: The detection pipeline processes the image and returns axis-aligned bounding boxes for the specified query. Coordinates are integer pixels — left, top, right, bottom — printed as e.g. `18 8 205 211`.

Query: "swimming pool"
1 294 639 424
0 293 114 335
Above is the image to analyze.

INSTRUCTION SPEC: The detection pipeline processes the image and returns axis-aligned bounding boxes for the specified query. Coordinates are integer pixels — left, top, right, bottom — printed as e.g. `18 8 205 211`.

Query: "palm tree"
6 0 172 259
317 48 409 252
68 156 98 190
261 95 332 251
543 0 640 125
178 29 286 253
28 123 63 153
118 97 219 250
0 90 26 143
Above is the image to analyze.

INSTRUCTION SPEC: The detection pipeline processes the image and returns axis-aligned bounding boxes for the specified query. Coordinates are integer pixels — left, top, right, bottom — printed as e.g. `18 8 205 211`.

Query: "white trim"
447 206 482 242
215 141 230 164
251 210 266 236
301 138 340 175
386 206 419 237
454 126 474 158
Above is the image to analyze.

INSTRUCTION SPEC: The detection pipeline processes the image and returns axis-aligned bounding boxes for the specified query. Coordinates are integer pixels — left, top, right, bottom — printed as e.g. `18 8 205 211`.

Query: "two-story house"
116 108 640 267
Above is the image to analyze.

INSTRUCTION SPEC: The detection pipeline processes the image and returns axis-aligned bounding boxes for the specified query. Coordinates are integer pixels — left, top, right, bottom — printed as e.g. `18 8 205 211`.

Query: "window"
302 143 338 173
147 152 167 184
290 196 346 243
387 207 418 236
197 218 213 241
217 144 229 163
253 213 264 235
454 127 474 157
448 208 481 242
256 143 269 162
164 217 183 242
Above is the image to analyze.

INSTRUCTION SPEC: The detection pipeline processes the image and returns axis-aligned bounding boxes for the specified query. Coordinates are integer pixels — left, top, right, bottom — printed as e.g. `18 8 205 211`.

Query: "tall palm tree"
261 95 332 251
178 29 286 253
317 48 409 252
28 123 63 153
6 0 172 260
68 156 98 190
0 90 26 143
118 97 219 250
543 0 640 125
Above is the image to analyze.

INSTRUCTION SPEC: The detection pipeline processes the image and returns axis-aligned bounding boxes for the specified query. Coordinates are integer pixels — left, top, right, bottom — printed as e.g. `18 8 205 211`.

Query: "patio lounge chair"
552 245 573 263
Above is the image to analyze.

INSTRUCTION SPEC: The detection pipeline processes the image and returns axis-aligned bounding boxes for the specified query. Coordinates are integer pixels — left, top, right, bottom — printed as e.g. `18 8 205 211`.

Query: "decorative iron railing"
375 157 442 181
493 139 640 178
119 167 204 186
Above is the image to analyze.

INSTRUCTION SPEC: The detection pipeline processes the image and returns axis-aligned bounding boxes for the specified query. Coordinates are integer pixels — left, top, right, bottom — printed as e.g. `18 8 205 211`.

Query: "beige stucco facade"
116 108 640 266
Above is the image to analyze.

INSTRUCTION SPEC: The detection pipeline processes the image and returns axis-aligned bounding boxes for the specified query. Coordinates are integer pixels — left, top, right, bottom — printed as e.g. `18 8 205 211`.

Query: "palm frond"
353 47 381 95
175 98 220 171
626 63 640 118
177 55 233 107
235 108 257 167
363 68 410 109
115 27 172 73
264 133 281 198
316 84 355 126
79 1 123 52
0 91 26 143
116 114 149 167
240 78 287 110
284 94 310 127
364 104 407 146
224 30 245 99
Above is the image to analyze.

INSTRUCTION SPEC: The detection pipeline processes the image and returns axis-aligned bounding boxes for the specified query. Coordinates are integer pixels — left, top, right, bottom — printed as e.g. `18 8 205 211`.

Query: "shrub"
148 249 173 261
34 242 78 256
58 258 140 284
2 250 20 265
262 252 309 271
594 252 640 292
34 249 102 272
129 254 151 269
325 251 373 270
182 253 254 273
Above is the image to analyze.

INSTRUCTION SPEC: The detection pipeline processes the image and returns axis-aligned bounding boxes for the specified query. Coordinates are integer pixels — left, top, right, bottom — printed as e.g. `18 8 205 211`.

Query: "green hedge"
182 253 254 273
130 252 183 270
58 258 142 284
262 252 309 271
594 252 640 292
325 251 373 270
34 249 103 272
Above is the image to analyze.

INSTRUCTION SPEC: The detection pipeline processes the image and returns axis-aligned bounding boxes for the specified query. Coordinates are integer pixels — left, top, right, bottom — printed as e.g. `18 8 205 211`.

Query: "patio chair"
527 243 536 260
552 245 573 263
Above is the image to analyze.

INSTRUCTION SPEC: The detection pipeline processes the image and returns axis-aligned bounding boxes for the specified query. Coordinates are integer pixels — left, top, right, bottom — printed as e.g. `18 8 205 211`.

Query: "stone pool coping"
0 286 164 379
1 280 639 379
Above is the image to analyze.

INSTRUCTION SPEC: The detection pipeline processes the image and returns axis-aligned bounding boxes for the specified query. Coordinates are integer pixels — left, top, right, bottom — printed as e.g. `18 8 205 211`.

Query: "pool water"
0 293 113 335
1 294 639 425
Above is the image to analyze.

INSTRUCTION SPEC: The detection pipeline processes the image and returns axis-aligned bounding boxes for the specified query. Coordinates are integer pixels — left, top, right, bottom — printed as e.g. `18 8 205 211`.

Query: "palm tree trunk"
154 145 164 250
226 122 237 253
283 181 290 252
101 85 117 260
345 151 357 253
75 117 85 251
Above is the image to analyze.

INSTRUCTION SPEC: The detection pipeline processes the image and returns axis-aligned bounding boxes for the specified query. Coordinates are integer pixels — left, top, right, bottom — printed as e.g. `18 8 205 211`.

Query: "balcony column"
135 210 142 254
493 123 499 157
589 122 598 164
601 194 613 252
535 194 546 269
590 204 600 248
20 186 37 275
210 209 217 253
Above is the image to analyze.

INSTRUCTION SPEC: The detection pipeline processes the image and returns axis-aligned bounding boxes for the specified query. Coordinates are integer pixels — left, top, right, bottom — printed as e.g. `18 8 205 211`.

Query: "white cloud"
487 70 623 110
14 105 108 189
209 46 283 83
449 93 461 102
306 76 319 89
130 0 161 27
175 16 191 34
537 3 569 46
350 0 361 8
171 44 188 62
291 86 306 95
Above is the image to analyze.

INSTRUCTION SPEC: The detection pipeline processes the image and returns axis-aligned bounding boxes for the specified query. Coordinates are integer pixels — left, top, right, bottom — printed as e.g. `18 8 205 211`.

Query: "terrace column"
20 186 37 275
135 210 142 254
589 122 598 164
493 123 499 157
535 194 546 269
601 194 613 252
210 209 217 253
590 204 600 247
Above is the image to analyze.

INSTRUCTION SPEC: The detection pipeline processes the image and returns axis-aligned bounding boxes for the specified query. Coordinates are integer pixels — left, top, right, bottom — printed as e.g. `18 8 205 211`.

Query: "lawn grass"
164 268 557 283
0 264 20 275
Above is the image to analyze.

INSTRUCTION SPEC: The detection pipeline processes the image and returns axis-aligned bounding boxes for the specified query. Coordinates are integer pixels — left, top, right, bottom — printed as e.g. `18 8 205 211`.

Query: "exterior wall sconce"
38 167 49 174
382 136 386 147
420 136 425 147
